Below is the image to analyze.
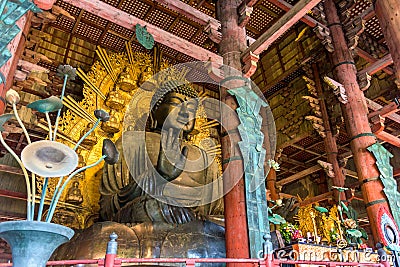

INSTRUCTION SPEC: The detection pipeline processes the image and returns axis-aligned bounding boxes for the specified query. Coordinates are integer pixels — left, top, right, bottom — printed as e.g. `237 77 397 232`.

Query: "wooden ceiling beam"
154 0 219 28
267 0 322 28
368 101 399 119
62 0 223 64
365 97 400 124
298 192 333 207
276 164 322 186
375 131 400 148
358 53 394 76
242 0 322 57
291 143 321 157
355 48 394 75
0 189 26 200
0 164 23 175
280 153 310 167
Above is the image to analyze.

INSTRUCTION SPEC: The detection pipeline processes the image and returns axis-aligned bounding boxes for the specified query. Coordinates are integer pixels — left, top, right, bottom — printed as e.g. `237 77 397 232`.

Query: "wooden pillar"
374 0 400 82
216 0 250 264
266 168 279 201
312 63 346 202
0 11 33 114
324 0 392 243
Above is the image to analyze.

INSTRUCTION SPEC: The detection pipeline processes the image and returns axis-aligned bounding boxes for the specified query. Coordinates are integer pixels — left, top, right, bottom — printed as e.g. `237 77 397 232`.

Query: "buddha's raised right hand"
157 128 188 181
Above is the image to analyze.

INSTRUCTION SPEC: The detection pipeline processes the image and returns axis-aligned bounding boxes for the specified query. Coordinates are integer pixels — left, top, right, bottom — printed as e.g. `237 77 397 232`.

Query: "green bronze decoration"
0 0 41 84
136 24 154 50
228 85 271 258
368 142 400 228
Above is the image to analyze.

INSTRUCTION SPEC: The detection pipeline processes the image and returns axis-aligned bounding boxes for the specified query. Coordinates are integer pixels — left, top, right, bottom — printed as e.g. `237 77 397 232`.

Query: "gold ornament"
118 66 138 92
105 88 126 110
101 110 121 134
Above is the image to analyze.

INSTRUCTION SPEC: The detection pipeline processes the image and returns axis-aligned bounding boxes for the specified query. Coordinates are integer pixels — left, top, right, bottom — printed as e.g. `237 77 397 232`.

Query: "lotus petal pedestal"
0 221 74 267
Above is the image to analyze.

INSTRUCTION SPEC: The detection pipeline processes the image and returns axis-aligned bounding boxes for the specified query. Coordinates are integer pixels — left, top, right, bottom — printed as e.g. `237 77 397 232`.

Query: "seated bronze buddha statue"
52 81 225 262
99 81 222 224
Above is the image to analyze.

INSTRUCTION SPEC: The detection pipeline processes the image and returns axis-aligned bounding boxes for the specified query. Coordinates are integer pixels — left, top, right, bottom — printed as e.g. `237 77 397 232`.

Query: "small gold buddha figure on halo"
75 147 86 168
101 110 121 134
117 66 138 92
80 122 98 147
105 87 125 110
65 180 83 205
139 66 154 85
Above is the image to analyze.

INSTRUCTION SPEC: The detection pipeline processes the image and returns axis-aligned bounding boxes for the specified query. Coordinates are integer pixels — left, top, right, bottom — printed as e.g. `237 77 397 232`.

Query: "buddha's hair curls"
150 80 198 110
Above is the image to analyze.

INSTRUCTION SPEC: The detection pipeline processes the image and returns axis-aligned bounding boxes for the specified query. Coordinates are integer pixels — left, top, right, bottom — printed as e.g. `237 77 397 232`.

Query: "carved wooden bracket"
305 115 326 138
336 0 356 21
344 17 365 50
242 50 259 78
313 25 334 52
370 115 385 134
395 79 400 90
323 76 348 104
15 59 48 82
317 160 335 178
303 96 322 117
357 72 372 91
302 75 317 96
238 2 253 28
203 21 222 44
205 61 224 82
311 3 327 24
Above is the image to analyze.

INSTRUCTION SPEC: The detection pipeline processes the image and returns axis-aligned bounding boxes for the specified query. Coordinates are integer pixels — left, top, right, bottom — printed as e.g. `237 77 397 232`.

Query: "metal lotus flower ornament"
0 65 119 267
21 140 79 177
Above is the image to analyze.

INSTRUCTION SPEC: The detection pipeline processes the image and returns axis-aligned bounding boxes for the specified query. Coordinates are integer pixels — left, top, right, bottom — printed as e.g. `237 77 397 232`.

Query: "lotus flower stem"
36 177 48 221
12 103 31 144
0 134 33 221
46 155 106 222
45 112 53 140
30 172 36 220
45 176 63 222
52 73 68 141
11 99 36 218
73 119 100 151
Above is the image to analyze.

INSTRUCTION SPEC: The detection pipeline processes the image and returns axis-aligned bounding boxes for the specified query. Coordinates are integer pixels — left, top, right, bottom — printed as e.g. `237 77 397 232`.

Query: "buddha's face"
153 92 198 133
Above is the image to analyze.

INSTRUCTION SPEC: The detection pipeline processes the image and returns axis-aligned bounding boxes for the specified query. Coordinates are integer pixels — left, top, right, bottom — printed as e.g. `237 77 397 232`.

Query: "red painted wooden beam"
375 131 400 148
368 101 399 120
0 12 32 114
267 0 321 28
355 48 394 75
0 189 26 201
242 0 322 57
245 0 259 7
155 0 219 28
365 98 400 124
154 0 221 43
0 164 23 175
63 0 223 64
358 53 394 76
